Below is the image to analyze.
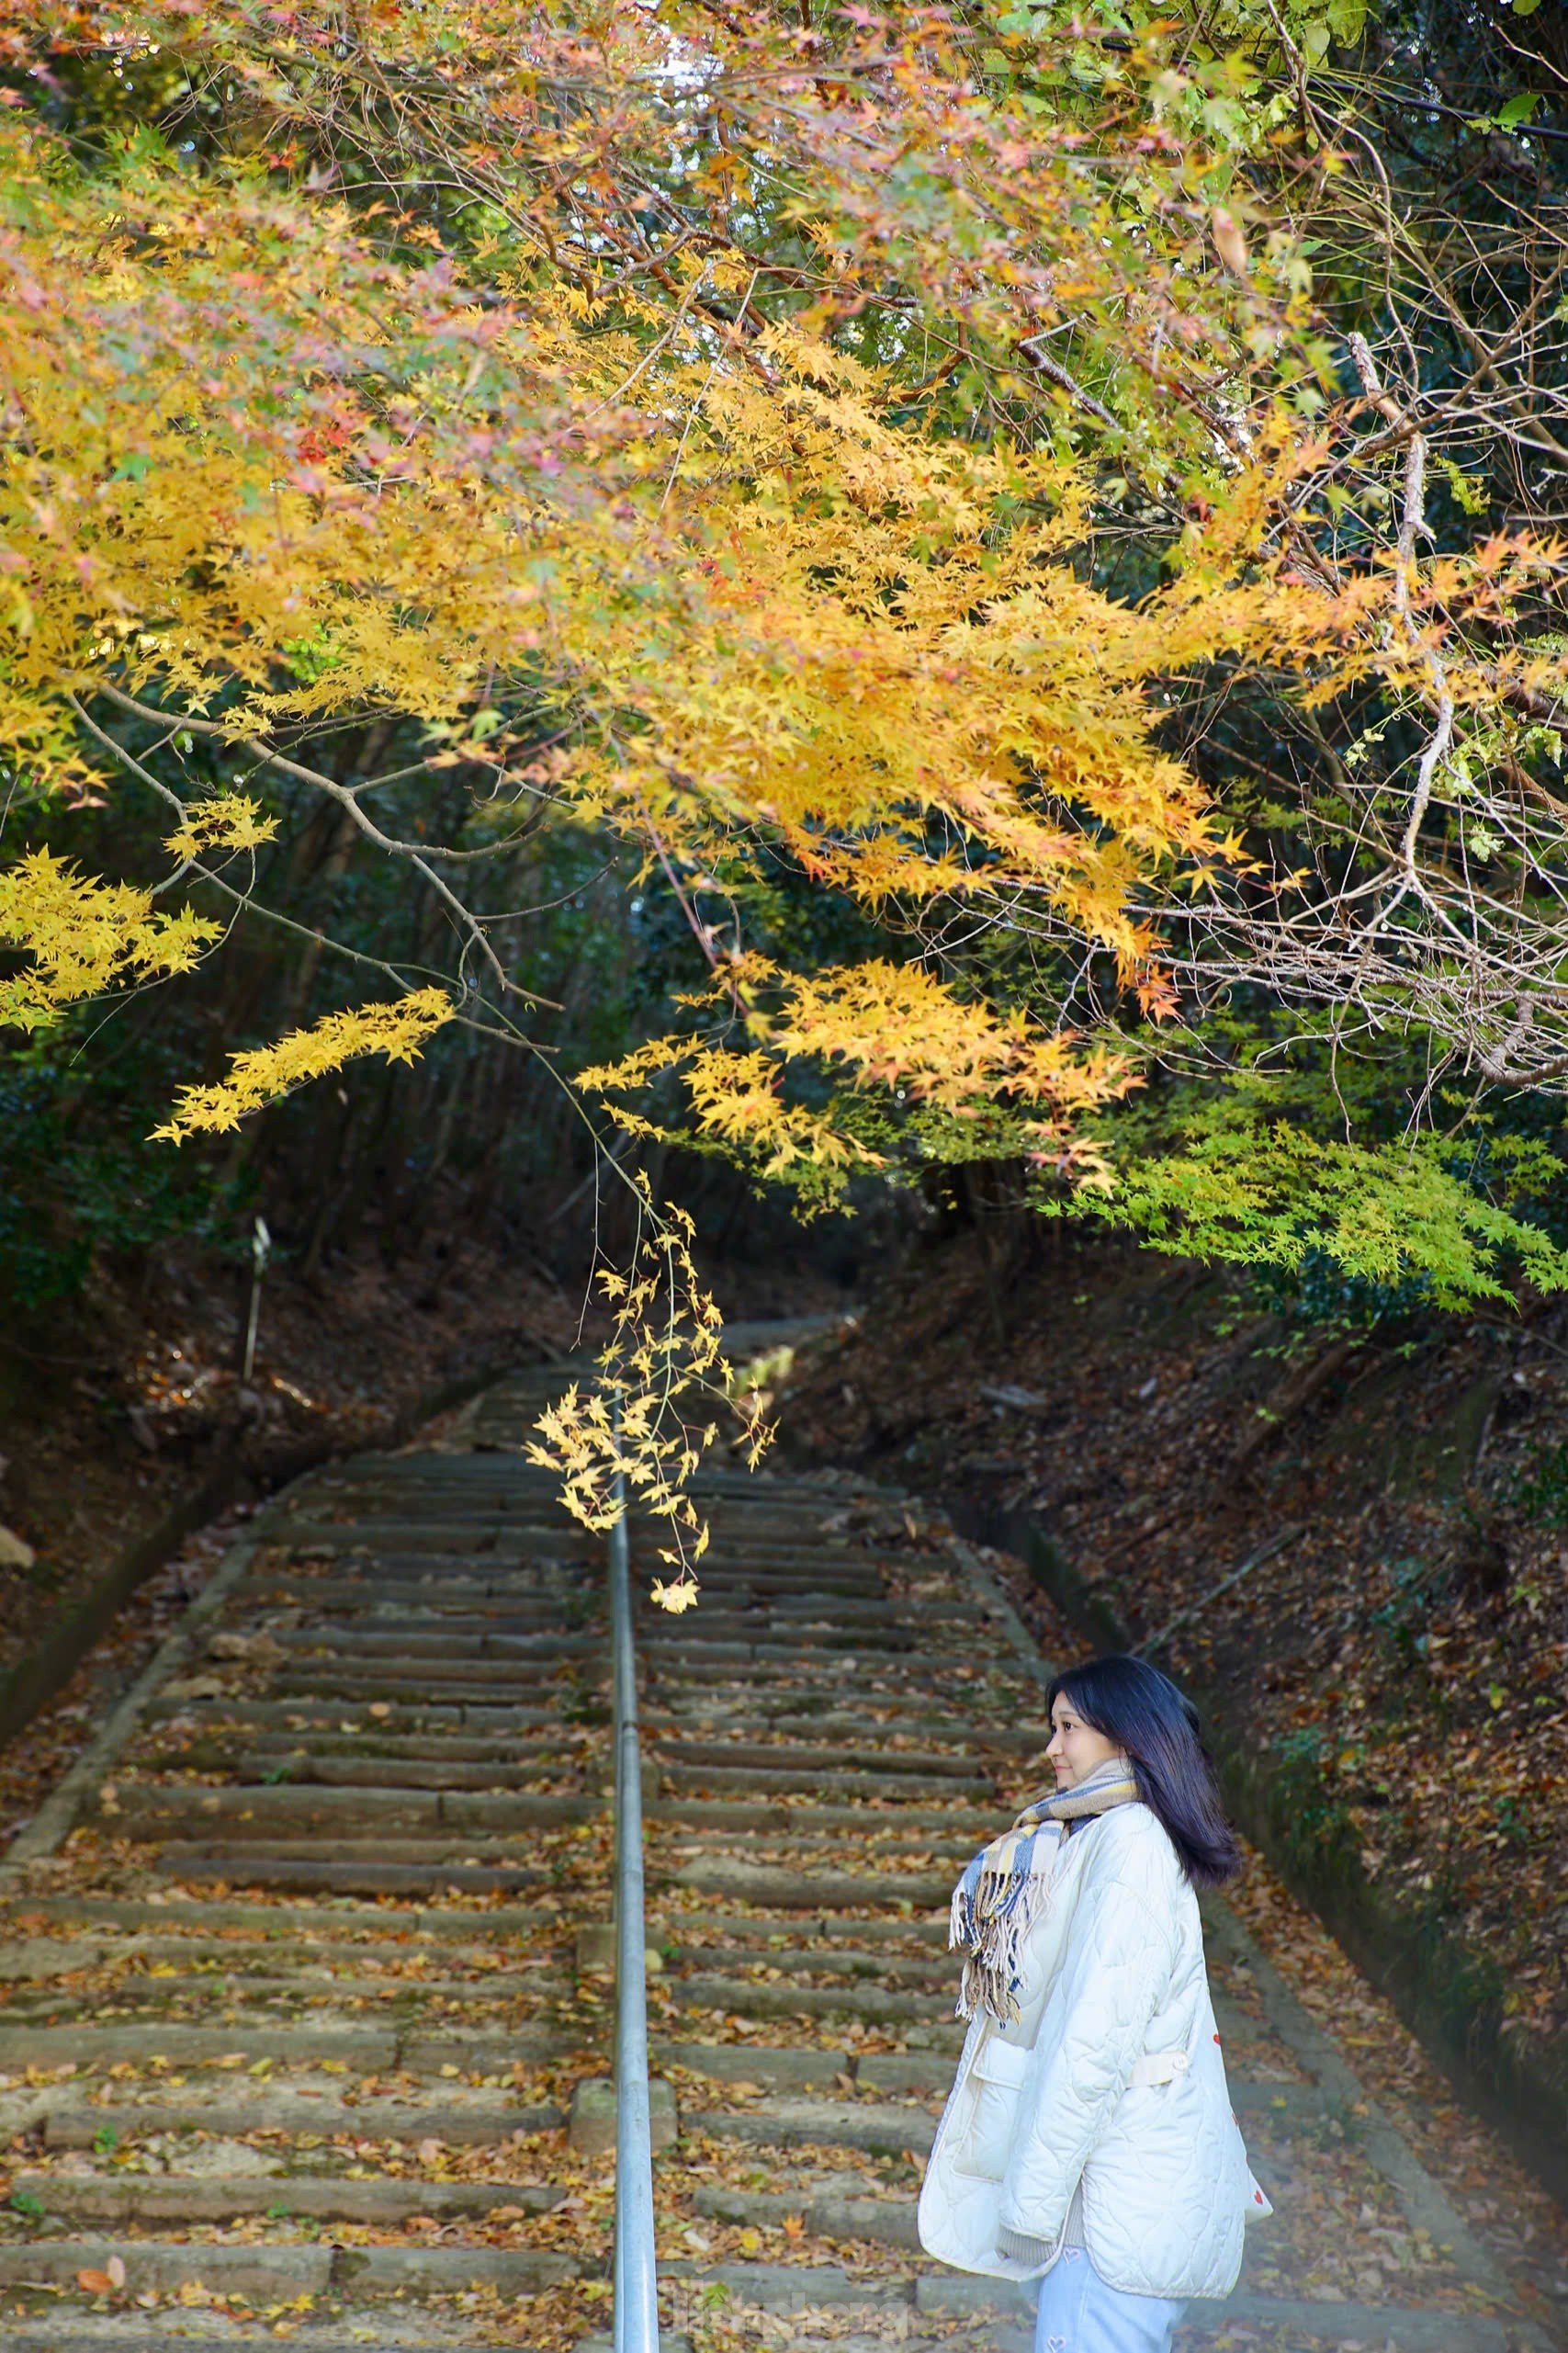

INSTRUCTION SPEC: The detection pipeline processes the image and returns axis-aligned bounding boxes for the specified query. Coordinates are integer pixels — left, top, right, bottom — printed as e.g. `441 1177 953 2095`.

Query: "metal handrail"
609 1476 660 2353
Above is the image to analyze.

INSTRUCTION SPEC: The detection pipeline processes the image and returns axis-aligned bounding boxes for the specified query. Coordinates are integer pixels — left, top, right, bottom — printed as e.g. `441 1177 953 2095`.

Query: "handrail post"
610 1461 660 2353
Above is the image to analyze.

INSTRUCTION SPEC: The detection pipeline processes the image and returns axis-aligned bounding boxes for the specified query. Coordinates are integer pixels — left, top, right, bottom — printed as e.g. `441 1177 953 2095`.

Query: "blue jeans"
1032 2246 1188 2353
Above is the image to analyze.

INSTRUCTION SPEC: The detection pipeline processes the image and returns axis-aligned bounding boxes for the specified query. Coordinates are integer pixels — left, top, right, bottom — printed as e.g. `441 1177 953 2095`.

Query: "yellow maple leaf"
649 1577 700 1614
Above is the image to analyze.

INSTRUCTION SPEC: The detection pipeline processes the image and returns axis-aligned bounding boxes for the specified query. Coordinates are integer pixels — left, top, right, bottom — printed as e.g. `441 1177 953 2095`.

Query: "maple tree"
6 1 1568 1562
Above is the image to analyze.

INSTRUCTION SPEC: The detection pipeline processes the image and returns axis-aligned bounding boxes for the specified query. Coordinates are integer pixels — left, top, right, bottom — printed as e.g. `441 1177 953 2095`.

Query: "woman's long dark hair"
1049 1654 1241 1889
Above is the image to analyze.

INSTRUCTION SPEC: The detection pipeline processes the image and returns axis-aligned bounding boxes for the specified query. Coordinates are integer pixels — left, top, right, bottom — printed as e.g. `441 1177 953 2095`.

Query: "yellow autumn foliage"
581 957 1137 1197
0 117 1352 1017
0 849 218 1034
1 110 1544 1062
163 795 281 863
152 990 455 1143
6 3 1566 1576
524 1190 747 1575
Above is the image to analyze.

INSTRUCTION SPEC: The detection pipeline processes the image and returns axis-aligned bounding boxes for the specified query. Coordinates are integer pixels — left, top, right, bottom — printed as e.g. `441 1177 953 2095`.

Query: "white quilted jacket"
917 1801 1272 2300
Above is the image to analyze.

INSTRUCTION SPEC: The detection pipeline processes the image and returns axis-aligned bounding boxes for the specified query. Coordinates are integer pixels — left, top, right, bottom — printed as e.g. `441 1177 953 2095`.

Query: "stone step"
645 1709 1047 1754
277 1482 574 1505
914 2275 1516 2351
666 1860 954 1909
642 1650 927 1678
663 1942 953 1984
662 1965 1259 2041
142 1829 586 1864
648 1702 1046 1737
669 2257 912 2312
694 2182 919 2249
257 1663 606 1697
268 1515 575 1540
149 1855 547 1896
686 2098 937 2156
674 2045 1326 2111
849 2053 956 2095
262 1600 594 1618
0 2326 508 2352
645 1912 950 1949
152 1699 584 1737
139 1734 588 1776
637 1600 967 1627
652 1738 990 1781
247 1583 590 1618
649 2041 851 2091
0 2021 406 2067
0 1894 554 1941
667 1973 958 2027
100 1785 600 1835
647 1796 988 1835
257 1589 597 1615
271 1551 589 1578
643 1584 952 1608
329 1442 573 1471
7 1924 565 1974
644 1634 930 1660
261 1510 578 1538
145 1695 546 1731
0 2239 578 2298
655 1762 989 1801
225 1751 592 1792
658 1827 969 1865
656 1560 913 1580
645 1574 890 1597
1213 2300 1517 2352
203 1728 585 1763
0 2019 568 2068
661 1553 904 1574
259 1646 605 1680
274 1492 567 1514
263 1627 601 1658
7 2171 566 2224
0 2087 565 2145
284 1536 881 1576
4 1962 568 2014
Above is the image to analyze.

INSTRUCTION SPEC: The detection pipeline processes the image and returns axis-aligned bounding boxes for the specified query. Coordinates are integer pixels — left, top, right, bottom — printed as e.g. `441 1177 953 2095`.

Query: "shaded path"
0 1362 1554 2350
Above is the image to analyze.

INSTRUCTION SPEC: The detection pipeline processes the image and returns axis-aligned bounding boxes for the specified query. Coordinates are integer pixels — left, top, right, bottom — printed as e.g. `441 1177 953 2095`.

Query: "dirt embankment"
778 1227 1568 2189
0 1225 583 1692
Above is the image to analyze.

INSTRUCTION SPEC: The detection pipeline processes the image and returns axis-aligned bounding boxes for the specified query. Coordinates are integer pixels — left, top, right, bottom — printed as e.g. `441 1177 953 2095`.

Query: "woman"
918 1654 1272 2352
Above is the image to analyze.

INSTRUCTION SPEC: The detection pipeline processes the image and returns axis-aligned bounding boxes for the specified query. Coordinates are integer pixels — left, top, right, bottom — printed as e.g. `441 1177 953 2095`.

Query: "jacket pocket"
949 2033 1033 2182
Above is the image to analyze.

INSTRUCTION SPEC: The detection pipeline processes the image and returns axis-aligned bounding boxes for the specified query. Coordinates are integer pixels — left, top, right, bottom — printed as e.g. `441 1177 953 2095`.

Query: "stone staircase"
0 1367 599 2349
0 1360 1549 2352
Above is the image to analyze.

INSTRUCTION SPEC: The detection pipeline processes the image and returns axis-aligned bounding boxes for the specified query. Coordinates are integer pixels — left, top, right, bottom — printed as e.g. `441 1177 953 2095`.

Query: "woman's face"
1045 1692 1123 1791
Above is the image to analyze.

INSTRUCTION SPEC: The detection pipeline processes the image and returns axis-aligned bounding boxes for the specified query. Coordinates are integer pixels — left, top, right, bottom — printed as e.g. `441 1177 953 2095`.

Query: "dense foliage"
4 1 1568 1554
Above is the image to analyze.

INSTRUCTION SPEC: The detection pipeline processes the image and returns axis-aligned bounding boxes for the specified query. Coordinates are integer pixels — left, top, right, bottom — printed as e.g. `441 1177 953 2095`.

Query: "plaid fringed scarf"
949 1756 1141 2025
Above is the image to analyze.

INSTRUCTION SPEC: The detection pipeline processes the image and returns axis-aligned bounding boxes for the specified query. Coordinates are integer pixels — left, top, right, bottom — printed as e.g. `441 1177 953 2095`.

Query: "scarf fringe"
949 1758 1140 2026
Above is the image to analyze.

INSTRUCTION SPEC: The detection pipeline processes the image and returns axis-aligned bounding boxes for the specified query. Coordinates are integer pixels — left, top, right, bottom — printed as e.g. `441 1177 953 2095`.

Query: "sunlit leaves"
1060 1109 1568 1310
163 794 280 862
525 1183 745 1581
151 990 454 1142
0 849 218 1032
582 957 1135 1205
